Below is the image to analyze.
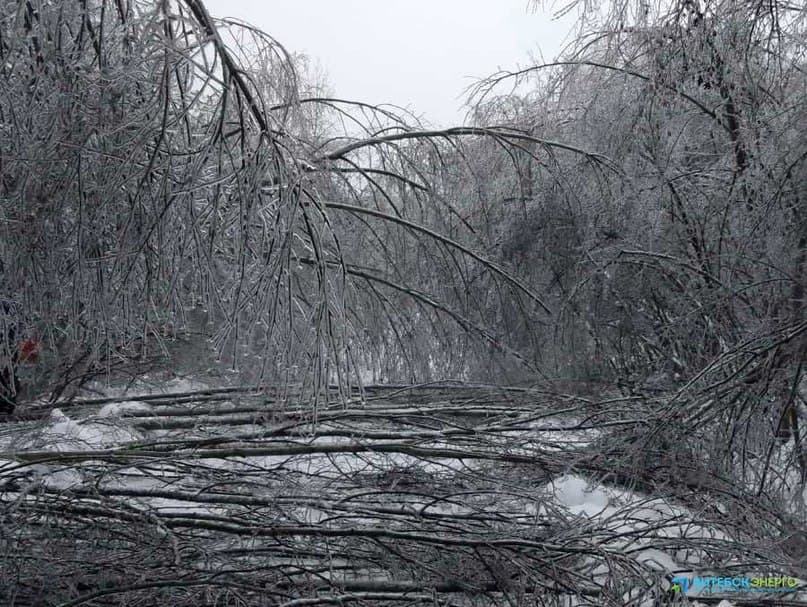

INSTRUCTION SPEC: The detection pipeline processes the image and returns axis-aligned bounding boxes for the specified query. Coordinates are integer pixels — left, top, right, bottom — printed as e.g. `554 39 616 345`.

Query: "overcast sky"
202 1 577 127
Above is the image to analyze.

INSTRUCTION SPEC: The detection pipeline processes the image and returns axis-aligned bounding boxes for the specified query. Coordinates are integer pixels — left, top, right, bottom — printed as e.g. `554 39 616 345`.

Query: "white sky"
202 1 577 127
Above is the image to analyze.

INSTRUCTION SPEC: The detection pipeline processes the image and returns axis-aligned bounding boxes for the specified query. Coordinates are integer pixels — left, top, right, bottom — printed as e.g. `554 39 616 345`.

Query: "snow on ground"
98 400 153 417
33 408 144 450
2 379 805 606
0 379 219 509
501 415 601 451
545 474 807 606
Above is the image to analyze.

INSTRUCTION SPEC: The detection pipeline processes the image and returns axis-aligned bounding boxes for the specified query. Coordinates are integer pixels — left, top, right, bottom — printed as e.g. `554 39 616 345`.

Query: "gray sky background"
202 1 577 127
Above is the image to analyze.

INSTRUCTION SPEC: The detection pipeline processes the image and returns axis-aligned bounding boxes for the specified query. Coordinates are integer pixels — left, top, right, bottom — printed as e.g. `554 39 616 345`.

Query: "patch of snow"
25 409 143 451
550 474 612 516
163 377 211 393
98 401 153 418
139 496 223 516
39 465 83 490
100 464 185 490
294 506 328 524
50 408 69 422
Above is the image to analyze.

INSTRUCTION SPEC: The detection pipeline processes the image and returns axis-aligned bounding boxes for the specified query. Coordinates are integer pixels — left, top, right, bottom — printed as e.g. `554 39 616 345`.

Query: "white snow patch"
543 473 743 599
98 401 153 418
50 408 69 422
140 496 223 516
25 409 143 451
551 474 611 516
163 377 212 394
100 464 185 490
39 466 83 490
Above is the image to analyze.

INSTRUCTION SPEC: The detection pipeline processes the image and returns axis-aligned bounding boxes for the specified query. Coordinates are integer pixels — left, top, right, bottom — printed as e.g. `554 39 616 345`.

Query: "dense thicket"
0 0 564 399
2 0 807 604
0 0 805 475
468 0 807 487
2 0 807 481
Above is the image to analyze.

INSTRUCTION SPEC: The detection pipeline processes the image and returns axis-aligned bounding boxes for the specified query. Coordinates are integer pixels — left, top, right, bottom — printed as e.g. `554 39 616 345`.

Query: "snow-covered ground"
1 379 805 606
